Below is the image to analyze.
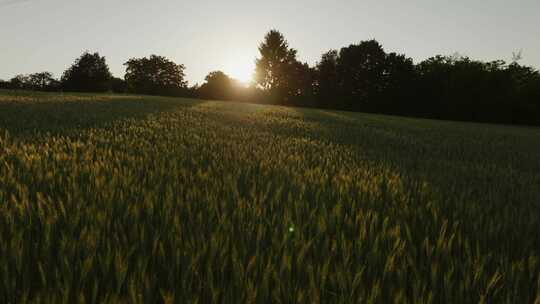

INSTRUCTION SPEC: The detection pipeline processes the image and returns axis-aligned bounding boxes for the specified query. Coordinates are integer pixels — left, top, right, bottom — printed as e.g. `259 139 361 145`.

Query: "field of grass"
1 90 539 303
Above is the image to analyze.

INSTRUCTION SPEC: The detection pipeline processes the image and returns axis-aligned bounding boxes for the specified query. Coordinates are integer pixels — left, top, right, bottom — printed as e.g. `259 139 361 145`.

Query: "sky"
1 0 539 85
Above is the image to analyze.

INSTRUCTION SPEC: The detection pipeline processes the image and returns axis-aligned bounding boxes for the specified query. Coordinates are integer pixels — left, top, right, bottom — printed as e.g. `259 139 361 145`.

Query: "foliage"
8 74 30 90
413 55 540 124
314 50 339 108
1 90 540 303
198 71 241 100
255 30 295 91
337 40 388 108
198 71 267 104
313 41 416 112
27 72 60 91
255 30 312 104
309 40 540 125
284 60 316 106
124 55 187 96
110 77 128 94
61 52 112 92
0 73 60 91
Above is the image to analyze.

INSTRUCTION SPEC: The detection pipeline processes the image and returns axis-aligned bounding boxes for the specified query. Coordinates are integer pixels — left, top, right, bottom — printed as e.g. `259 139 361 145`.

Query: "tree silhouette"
315 50 340 109
314 40 415 112
412 55 540 124
111 77 128 94
284 61 316 106
8 75 30 90
124 55 187 95
28 72 58 90
255 30 300 102
2 72 59 91
198 71 240 100
505 62 540 123
337 40 388 110
61 52 112 92
378 52 416 114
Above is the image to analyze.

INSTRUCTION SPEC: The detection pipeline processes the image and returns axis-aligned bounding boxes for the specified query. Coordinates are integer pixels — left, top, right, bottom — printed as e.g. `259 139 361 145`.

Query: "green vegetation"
1 90 539 303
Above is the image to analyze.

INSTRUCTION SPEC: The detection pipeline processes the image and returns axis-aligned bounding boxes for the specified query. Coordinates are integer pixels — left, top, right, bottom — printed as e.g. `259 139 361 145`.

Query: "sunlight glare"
222 51 255 85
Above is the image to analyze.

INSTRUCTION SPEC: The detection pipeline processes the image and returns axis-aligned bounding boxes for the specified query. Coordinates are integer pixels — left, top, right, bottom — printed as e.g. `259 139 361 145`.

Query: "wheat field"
1 90 539 303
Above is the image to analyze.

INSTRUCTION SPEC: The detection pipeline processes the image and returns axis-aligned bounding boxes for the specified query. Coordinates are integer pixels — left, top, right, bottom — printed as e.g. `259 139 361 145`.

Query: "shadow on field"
0 93 201 135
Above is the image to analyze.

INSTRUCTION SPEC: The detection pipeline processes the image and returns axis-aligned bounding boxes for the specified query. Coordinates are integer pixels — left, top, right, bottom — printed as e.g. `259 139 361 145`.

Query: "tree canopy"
0 72 59 91
124 55 187 95
255 30 313 104
198 71 240 100
61 52 112 92
28 72 58 90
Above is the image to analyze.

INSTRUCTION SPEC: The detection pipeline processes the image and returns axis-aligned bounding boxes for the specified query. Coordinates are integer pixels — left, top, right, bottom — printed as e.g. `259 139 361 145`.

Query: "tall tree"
378 52 416 114
337 40 387 110
284 61 316 106
505 62 540 123
255 30 299 102
61 52 112 92
315 50 340 108
124 55 187 95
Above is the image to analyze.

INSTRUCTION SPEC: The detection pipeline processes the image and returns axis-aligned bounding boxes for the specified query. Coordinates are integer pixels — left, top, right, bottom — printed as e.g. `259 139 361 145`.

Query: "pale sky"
1 0 539 85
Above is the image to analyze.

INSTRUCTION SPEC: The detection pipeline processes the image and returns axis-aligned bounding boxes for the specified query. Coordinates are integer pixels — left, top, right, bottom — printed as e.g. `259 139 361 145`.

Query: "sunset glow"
222 51 255 84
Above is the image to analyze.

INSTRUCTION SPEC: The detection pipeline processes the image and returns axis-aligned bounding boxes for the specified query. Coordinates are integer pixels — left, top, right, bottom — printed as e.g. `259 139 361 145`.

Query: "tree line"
1 30 539 125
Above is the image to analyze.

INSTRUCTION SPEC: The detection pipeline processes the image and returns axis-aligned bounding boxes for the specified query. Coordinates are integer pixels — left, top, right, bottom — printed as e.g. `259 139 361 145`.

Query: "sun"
225 61 254 85
222 51 255 85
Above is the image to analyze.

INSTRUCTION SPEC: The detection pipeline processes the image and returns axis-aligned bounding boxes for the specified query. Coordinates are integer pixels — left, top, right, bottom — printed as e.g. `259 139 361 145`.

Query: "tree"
61 52 112 92
27 72 58 90
377 52 416 114
315 50 340 108
255 30 300 102
412 55 540 123
336 40 388 110
8 75 30 90
110 77 128 93
284 61 316 106
198 71 240 100
124 55 187 95
416 55 483 119
505 62 540 124
3 72 59 91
